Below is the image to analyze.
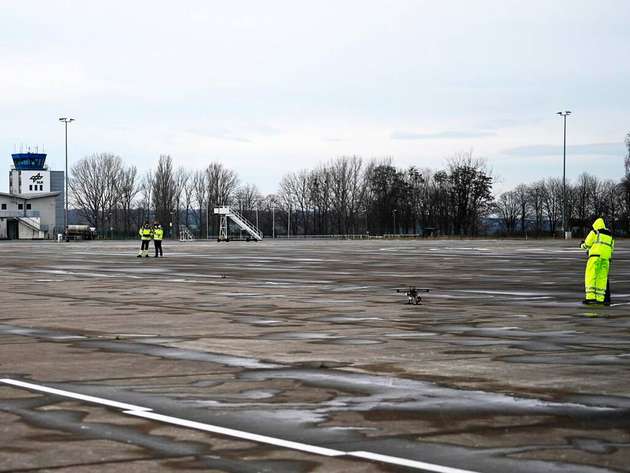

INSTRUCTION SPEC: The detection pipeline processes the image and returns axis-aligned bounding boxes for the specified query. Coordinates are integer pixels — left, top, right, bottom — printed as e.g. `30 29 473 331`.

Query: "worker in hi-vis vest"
138 221 153 258
580 217 614 305
153 222 164 257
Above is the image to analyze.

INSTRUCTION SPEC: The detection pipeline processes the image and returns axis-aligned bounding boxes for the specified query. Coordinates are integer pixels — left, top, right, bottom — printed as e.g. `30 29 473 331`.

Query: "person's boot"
137 252 142 258
582 299 597 305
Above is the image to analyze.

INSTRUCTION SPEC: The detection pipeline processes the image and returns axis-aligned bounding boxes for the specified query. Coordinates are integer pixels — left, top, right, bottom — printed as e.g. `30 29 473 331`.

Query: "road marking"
0 378 480 473
125 410 344 456
349 451 478 473
0 379 151 412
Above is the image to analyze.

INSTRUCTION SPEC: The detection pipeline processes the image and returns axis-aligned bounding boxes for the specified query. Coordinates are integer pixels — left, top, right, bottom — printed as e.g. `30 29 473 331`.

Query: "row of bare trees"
495 133 630 236
495 176 626 236
70 135 630 238
69 153 139 235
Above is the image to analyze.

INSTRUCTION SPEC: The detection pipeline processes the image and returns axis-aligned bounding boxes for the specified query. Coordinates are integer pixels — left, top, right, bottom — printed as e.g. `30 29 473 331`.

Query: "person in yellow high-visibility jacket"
137 221 153 258
580 217 614 305
153 222 164 257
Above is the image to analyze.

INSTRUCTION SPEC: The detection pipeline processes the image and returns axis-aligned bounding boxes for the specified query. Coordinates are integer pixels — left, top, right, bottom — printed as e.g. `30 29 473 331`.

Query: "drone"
396 286 430 305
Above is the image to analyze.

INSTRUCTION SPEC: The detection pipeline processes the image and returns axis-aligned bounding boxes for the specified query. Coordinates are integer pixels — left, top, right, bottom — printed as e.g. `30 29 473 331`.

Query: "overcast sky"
1 0 628 194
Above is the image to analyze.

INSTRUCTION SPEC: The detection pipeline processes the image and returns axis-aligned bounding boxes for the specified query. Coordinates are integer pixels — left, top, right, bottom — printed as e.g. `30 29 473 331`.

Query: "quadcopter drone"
396 286 430 305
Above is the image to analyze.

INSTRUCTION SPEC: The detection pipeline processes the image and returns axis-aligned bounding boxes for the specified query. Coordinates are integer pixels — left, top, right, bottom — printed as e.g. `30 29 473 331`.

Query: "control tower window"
18 204 23 210
1 204 6 210
26 204 32 210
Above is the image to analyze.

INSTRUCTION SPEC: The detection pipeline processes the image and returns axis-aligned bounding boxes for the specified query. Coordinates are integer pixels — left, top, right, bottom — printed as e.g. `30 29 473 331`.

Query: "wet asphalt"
0 238 629 472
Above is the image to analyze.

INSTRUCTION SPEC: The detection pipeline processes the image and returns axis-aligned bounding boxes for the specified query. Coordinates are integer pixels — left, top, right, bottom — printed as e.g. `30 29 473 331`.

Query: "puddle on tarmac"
262 332 341 341
328 339 383 345
384 332 437 338
80 339 283 370
0 324 87 341
316 316 383 323
242 368 623 418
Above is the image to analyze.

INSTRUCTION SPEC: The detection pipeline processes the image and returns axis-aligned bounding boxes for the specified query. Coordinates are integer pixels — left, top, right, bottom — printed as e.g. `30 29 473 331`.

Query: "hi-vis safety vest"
139 227 153 241
581 218 614 260
153 227 164 241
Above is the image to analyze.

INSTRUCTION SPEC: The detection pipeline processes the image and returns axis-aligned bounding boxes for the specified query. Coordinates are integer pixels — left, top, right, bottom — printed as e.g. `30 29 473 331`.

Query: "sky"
1 0 629 195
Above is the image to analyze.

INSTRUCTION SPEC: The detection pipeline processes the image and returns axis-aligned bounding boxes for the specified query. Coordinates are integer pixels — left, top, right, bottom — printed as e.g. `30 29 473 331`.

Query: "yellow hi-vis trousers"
585 256 610 302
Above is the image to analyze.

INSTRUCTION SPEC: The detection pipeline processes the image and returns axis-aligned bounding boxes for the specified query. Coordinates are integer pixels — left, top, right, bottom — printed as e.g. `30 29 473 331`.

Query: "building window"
1 204 6 210
18 204 23 210
26 204 32 210
40 185 43 191
29 185 33 191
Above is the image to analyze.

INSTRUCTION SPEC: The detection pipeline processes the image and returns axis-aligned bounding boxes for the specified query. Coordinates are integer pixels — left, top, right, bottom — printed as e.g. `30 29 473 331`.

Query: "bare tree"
446 152 493 236
280 170 310 235
192 170 208 237
182 173 196 230
206 163 239 235
527 182 545 235
152 155 177 231
541 178 562 234
513 184 529 235
70 153 123 234
138 171 154 225
308 165 333 234
496 190 520 235
117 165 139 236
70 155 105 229
329 156 364 234
172 167 190 236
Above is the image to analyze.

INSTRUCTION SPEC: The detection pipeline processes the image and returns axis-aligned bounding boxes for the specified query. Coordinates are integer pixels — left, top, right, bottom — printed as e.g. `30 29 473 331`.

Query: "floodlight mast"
59 117 75 238
556 111 571 239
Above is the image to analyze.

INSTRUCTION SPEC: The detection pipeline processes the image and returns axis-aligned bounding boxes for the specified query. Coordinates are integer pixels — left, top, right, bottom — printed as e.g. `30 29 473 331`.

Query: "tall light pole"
287 206 291 239
557 111 571 239
59 117 74 237
393 209 398 235
272 206 275 239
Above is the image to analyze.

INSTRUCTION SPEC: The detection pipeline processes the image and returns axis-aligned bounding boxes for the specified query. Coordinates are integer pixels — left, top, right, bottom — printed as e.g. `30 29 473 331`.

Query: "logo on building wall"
30 173 44 183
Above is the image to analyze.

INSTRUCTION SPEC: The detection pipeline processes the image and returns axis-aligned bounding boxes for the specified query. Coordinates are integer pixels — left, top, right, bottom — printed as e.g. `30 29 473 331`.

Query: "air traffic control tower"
0 151 65 238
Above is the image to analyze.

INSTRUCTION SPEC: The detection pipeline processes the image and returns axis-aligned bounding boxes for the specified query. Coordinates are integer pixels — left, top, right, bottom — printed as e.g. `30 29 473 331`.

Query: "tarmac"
0 238 628 473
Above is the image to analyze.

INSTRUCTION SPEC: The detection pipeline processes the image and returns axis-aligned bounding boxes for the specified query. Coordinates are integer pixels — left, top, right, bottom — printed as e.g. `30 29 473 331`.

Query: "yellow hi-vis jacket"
153 227 164 241
139 226 153 241
581 218 614 259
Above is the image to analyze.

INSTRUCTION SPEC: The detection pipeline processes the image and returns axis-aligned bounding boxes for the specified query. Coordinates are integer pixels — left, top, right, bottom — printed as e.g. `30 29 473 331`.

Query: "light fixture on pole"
556 110 571 239
58 117 75 238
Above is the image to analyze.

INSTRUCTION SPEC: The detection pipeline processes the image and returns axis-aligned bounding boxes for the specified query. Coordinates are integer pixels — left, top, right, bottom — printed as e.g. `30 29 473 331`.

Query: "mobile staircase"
179 225 195 241
18 216 45 239
214 206 263 242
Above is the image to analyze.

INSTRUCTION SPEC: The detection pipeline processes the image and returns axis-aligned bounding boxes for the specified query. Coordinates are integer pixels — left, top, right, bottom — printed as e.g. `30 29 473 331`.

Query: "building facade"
0 152 64 239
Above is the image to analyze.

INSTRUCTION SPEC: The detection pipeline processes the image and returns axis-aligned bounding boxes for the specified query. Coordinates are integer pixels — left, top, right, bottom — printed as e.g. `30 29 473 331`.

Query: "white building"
0 152 64 239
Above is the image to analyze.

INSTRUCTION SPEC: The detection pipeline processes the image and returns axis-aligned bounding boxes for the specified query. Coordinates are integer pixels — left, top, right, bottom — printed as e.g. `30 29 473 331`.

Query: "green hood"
593 218 606 231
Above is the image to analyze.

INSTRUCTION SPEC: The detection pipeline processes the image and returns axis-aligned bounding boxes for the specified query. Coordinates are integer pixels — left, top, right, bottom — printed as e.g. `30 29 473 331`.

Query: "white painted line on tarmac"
350 451 479 473
125 410 344 456
0 379 151 412
0 378 481 473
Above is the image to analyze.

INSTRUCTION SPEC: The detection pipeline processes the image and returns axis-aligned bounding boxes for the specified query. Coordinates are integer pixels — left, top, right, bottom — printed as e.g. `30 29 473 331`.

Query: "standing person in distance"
580 217 614 305
153 221 164 257
138 221 153 258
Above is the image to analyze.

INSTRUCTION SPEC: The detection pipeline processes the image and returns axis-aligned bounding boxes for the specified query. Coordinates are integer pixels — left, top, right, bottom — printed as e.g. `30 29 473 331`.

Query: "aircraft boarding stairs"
18 217 45 239
214 206 263 242
179 225 195 241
